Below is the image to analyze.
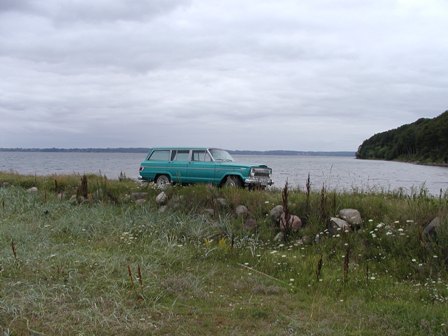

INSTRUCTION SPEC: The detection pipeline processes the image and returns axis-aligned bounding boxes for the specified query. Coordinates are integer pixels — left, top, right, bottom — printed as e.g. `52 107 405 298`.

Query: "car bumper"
244 177 273 187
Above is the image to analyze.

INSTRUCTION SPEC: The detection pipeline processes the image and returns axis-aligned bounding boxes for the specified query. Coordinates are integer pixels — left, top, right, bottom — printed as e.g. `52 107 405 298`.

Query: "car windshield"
209 149 234 162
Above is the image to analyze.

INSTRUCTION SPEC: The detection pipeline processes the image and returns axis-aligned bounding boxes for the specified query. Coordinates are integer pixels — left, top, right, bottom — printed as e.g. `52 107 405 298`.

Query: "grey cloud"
0 0 190 23
1 0 447 150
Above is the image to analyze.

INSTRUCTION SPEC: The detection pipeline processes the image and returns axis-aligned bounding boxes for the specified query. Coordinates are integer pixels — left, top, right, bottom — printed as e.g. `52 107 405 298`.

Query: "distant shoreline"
0 148 355 157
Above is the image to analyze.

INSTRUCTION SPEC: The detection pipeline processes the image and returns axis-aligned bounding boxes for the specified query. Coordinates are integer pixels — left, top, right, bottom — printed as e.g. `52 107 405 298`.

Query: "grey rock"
279 213 302 232
423 217 444 240
329 217 350 234
235 205 249 217
203 208 215 216
274 232 285 242
156 192 168 205
244 218 258 231
131 192 148 200
339 209 362 226
270 205 284 223
215 198 228 207
27 187 38 193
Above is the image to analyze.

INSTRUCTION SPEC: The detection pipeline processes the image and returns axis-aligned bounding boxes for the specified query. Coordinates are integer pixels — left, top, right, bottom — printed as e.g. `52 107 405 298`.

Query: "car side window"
172 150 190 161
149 150 170 161
192 150 212 162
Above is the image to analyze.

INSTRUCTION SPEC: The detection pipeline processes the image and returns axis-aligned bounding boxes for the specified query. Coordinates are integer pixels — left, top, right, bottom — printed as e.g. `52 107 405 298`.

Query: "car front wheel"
155 174 170 189
224 176 242 188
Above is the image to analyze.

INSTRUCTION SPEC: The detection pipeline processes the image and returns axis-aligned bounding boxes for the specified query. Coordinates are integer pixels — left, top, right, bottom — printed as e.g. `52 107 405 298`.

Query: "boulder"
270 205 284 223
274 232 285 242
244 218 257 231
329 217 350 234
27 187 38 193
235 205 249 217
423 217 444 240
215 198 228 207
203 208 215 216
155 192 168 205
279 213 302 232
131 192 148 200
339 209 362 226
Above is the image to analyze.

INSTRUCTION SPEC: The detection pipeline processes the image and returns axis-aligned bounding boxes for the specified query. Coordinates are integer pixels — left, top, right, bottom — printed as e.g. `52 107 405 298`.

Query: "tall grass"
0 172 447 335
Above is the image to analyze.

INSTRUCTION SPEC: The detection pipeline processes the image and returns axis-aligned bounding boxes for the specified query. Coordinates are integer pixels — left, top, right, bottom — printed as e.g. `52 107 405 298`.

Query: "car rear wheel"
155 174 170 189
224 176 242 188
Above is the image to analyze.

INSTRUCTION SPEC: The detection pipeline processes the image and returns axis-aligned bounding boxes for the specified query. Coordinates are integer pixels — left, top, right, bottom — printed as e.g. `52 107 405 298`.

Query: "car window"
192 150 212 162
209 149 234 162
149 150 170 161
172 150 190 161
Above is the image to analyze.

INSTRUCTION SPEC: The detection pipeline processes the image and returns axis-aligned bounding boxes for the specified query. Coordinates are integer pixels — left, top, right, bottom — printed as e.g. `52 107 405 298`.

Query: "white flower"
412 258 416 262
398 228 404 232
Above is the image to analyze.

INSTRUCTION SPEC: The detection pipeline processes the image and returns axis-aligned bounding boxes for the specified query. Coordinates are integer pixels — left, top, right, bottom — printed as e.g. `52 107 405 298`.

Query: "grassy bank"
0 172 447 335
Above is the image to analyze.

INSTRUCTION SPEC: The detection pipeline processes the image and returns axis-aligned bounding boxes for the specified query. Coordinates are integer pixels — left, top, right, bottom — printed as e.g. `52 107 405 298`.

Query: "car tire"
155 174 170 189
224 176 242 188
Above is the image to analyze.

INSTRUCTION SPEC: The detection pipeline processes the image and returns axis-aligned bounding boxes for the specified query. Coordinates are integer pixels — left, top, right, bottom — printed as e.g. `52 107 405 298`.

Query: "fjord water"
0 152 447 195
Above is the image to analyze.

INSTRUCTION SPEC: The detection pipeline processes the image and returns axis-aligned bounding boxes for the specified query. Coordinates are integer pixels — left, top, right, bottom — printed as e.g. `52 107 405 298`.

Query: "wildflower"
270 250 278 254
412 258 416 262
289 278 294 282
368 219 373 222
386 231 393 236
244 262 249 266
336 234 341 238
418 264 423 267
282 255 287 258
406 219 414 223
394 220 400 224
398 228 404 232
376 223 384 228
371 233 377 238
433 255 438 259
370 276 376 280
264 201 270 204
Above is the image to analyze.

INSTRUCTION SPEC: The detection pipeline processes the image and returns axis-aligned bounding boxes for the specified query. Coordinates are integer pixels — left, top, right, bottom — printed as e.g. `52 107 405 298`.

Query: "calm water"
0 152 447 195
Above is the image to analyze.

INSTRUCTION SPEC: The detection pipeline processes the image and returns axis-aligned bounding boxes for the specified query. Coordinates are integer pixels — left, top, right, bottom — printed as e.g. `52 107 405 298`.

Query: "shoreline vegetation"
0 172 447 335
0 147 355 156
356 110 448 165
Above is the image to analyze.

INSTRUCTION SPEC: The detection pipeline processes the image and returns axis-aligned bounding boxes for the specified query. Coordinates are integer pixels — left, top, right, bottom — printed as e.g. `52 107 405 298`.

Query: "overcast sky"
0 0 447 151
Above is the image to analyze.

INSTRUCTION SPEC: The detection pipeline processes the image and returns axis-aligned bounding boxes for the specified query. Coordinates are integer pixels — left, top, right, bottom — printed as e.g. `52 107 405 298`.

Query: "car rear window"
149 150 170 161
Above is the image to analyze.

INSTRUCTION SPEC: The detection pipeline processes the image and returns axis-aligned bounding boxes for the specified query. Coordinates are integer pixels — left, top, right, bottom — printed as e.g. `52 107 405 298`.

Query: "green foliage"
0 175 447 335
356 110 448 164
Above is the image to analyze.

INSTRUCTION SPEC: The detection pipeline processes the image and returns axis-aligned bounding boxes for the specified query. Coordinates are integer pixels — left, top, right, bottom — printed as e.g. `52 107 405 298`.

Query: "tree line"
356 110 448 164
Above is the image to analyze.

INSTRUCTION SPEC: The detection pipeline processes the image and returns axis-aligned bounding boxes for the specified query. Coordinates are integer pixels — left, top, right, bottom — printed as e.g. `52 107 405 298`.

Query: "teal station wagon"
139 147 273 189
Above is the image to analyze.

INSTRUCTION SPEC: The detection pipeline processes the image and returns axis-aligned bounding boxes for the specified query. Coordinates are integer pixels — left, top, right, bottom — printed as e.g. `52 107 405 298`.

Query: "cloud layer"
1 0 447 150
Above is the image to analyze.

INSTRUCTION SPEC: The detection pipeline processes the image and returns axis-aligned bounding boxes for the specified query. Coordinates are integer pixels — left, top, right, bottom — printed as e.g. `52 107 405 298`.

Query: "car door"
168 150 190 183
187 150 216 184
